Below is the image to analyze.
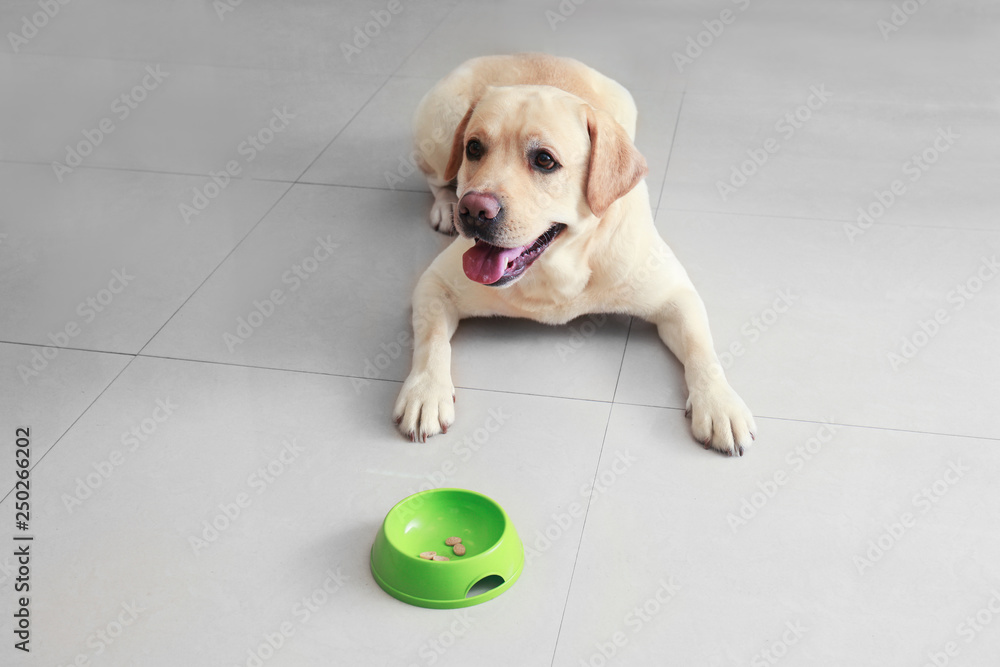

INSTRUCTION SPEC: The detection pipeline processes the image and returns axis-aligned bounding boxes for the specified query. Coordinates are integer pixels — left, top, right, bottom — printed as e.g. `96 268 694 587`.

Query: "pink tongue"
463 241 530 284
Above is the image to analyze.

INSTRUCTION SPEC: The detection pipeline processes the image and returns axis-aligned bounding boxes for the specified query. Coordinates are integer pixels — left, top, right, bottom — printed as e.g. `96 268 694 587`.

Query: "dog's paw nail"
735 444 744 457
440 422 448 434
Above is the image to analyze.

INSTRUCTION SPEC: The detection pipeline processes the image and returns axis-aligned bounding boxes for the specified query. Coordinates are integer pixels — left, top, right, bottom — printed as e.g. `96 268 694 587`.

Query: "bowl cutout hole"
466 575 505 598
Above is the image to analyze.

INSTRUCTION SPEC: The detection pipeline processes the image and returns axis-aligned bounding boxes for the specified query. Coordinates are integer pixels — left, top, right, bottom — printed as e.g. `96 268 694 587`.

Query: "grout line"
0 340 136 357
612 399 1000 443
14 343 994 445
293 180 427 193
549 317 633 664
133 180 296 357
655 91 685 212
0 158 434 195
0 356 138 504
388 1 459 78
1 154 994 232
0 159 300 182
131 353 627 406
133 352 392 381
0 45 442 78
609 317 635 404
2 150 993 234
655 205 1000 232
657 205 862 225
289 0 459 185
291 74 394 183
547 401 618 667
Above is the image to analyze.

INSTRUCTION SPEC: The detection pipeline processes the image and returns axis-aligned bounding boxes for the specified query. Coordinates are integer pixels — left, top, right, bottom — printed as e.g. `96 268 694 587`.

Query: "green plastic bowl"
370 488 523 609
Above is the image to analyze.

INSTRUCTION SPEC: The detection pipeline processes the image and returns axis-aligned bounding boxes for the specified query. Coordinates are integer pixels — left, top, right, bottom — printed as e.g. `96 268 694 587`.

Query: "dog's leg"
426 177 458 235
412 83 466 235
650 281 757 457
393 270 460 442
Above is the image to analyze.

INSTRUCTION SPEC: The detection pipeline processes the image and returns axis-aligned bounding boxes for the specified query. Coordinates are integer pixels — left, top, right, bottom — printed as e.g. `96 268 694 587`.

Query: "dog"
392 53 756 456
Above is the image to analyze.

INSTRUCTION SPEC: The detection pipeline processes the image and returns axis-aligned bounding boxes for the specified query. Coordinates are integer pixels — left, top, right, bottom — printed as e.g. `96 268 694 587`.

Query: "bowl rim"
382 488 510 561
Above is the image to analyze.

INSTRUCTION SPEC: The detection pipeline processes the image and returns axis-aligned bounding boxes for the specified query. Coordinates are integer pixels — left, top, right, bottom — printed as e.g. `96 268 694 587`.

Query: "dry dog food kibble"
421 536 467 561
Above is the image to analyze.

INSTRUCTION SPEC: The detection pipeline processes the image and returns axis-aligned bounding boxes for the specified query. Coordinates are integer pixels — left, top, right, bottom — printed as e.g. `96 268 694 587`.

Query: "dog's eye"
533 151 558 171
466 139 483 160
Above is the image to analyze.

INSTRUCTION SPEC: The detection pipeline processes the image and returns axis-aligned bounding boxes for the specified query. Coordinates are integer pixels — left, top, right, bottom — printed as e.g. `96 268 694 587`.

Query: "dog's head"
445 85 647 287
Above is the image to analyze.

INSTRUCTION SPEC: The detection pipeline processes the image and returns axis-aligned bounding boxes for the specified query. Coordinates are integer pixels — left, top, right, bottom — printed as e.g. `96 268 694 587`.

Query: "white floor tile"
0 355 610 666
0 55 382 179
553 403 1000 666
660 91 1000 225
450 314 630 402
616 209 1000 439
0 164 290 353
0 343 130 469
0 0 458 75
141 184 451 375
673 0 1000 99
396 1 693 93
302 75 442 191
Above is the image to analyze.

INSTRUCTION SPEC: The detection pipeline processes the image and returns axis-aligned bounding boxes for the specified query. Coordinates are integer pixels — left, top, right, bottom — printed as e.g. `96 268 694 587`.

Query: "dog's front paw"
685 383 757 457
393 371 456 442
429 190 458 235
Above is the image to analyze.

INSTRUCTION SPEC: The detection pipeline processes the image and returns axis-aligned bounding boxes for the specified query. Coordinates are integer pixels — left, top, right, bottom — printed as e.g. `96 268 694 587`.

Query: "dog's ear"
444 103 477 182
584 106 648 218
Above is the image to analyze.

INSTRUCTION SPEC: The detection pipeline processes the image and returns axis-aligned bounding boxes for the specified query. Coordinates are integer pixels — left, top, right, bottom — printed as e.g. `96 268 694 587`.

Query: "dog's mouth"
462 224 566 287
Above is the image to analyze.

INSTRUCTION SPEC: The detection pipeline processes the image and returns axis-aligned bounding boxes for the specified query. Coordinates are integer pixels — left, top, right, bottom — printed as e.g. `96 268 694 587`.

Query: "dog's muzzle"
456 191 504 242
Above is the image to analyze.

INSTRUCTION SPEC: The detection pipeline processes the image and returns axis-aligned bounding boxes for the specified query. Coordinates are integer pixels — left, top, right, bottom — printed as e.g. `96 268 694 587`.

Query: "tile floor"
1 1 998 665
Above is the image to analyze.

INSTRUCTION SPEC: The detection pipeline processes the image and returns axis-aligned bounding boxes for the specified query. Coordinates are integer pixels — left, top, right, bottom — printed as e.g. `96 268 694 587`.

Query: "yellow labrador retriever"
393 53 756 456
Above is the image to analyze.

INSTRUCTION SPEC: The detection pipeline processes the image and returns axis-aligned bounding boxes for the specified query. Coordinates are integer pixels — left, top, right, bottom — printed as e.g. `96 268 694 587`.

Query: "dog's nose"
457 191 502 232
